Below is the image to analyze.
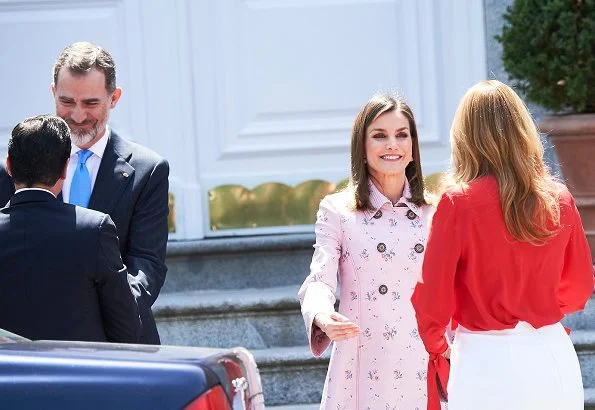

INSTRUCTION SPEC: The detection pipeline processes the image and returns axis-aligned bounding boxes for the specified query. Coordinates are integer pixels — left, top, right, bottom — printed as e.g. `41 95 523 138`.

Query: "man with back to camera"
0 115 140 343
0 42 170 344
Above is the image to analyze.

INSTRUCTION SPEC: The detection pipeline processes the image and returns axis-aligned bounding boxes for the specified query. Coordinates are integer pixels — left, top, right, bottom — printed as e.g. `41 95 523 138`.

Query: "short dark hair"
53 41 117 93
9 115 71 187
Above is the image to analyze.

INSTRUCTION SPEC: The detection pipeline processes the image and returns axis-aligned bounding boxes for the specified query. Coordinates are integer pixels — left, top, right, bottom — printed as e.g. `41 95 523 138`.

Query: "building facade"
2 0 497 239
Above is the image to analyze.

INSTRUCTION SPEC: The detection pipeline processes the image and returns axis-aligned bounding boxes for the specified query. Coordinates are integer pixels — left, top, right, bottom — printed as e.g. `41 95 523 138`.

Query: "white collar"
364 178 422 220
14 187 56 198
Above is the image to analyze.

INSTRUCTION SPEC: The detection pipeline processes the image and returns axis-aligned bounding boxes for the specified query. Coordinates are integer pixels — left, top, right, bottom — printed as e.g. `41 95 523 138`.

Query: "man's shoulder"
73 204 112 227
5 199 111 232
110 131 167 167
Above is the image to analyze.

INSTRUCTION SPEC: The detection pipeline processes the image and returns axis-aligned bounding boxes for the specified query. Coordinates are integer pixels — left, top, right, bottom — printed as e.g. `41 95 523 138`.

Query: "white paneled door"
0 0 486 239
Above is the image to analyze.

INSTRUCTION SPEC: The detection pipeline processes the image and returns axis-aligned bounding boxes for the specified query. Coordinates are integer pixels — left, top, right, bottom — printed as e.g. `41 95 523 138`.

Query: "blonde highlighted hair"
450 80 560 244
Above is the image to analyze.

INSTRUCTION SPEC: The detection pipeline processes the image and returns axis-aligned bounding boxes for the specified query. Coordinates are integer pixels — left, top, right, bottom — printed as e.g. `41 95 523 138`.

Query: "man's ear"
110 87 122 109
5 157 12 177
60 158 69 180
51 82 56 97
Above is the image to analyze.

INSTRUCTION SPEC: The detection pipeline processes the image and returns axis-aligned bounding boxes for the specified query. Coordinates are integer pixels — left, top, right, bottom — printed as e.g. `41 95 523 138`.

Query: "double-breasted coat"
298 180 435 410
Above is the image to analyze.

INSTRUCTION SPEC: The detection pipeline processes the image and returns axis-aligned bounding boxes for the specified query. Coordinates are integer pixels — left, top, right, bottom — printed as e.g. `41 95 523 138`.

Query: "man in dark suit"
0 115 140 343
0 42 169 344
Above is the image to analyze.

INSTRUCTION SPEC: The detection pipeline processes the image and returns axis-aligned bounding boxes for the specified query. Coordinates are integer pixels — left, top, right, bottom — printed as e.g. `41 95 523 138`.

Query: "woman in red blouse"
411 80 594 410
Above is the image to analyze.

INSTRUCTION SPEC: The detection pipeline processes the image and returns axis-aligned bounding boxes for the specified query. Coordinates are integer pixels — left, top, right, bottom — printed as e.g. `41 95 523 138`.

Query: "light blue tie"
69 149 94 207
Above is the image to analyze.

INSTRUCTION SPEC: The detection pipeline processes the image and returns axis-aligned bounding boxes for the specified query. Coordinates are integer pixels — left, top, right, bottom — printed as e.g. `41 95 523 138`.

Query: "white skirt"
448 321 583 410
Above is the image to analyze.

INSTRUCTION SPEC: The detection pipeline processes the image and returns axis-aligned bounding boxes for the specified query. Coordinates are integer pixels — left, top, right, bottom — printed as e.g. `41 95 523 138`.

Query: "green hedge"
497 0 595 113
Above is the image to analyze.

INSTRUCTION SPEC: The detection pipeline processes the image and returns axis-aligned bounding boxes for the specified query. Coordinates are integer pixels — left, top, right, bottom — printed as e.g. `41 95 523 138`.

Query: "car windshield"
0 328 30 344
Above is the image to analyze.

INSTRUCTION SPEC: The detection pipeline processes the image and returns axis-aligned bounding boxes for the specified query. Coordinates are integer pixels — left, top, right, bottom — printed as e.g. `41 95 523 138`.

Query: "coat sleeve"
95 214 141 343
124 159 169 318
411 194 460 410
411 192 460 355
297 195 342 357
558 193 595 314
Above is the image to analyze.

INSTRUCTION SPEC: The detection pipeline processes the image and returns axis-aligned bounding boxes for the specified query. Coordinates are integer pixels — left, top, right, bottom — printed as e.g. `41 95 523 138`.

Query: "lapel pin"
122 172 129 178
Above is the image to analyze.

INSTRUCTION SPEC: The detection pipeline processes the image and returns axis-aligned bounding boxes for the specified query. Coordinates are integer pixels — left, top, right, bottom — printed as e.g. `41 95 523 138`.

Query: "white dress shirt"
62 125 110 204
15 187 56 197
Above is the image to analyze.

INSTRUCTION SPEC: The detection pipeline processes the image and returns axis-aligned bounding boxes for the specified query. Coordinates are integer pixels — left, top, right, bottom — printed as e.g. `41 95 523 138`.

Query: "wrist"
313 313 326 329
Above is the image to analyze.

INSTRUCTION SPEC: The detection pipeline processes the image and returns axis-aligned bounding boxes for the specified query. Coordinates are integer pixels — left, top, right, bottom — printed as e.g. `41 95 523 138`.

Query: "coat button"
378 284 388 295
407 210 417 220
373 210 382 219
414 243 425 253
377 243 386 253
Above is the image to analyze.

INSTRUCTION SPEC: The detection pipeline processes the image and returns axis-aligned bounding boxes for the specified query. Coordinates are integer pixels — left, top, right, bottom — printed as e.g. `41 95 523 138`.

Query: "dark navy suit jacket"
0 130 169 344
0 190 140 342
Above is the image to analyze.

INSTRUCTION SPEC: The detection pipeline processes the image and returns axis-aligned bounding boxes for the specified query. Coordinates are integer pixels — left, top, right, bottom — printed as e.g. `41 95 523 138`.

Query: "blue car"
0 328 265 410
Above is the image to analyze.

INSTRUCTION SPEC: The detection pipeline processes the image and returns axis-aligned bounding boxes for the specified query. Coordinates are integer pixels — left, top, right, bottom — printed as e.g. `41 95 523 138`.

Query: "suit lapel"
88 132 135 214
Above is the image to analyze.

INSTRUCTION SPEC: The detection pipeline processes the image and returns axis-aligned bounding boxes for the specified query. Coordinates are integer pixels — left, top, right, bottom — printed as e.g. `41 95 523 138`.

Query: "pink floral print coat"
298 181 435 410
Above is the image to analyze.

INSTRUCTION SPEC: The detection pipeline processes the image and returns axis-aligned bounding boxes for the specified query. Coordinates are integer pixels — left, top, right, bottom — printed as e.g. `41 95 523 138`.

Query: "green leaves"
497 0 595 113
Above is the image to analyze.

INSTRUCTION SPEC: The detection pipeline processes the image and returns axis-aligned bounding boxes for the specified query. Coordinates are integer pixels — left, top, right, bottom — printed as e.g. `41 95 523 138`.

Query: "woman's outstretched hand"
314 312 361 341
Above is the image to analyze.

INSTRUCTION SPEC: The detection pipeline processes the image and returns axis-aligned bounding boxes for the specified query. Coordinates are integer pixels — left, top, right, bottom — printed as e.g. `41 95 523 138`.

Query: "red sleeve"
411 192 460 355
558 195 594 315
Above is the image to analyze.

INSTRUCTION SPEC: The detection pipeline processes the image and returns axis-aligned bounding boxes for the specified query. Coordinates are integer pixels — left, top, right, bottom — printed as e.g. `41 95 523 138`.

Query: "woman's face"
365 110 413 180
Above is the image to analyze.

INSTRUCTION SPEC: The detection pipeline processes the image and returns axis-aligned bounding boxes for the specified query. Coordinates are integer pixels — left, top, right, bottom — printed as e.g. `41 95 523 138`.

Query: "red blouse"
411 175 594 409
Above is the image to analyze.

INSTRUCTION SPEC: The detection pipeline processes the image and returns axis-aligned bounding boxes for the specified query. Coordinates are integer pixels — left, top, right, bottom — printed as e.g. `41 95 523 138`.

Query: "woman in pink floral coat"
298 94 436 410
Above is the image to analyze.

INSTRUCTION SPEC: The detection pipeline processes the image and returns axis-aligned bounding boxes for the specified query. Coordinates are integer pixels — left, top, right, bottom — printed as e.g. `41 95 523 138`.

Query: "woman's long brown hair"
450 80 560 244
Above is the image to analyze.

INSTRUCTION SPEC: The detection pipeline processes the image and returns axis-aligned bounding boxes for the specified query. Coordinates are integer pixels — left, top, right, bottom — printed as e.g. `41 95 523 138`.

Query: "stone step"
154 292 594 408
251 331 595 408
255 339 595 408
562 295 595 331
253 341 595 408
573 330 595 389
154 286 308 349
163 234 314 293
586 387 595 410
253 345 329 407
